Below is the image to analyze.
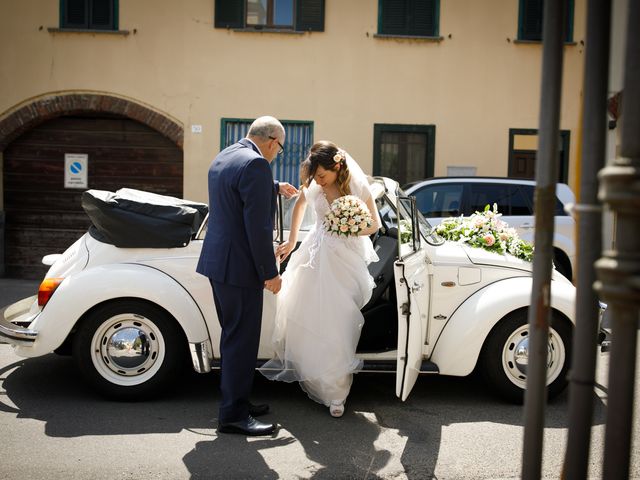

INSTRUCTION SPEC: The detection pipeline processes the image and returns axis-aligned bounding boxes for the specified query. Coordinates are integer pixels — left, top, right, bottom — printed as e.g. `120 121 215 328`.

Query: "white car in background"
404 177 576 280
1 179 590 404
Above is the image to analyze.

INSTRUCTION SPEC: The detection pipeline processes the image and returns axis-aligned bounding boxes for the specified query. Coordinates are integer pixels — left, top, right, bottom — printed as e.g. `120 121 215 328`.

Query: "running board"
360 360 439 373
206 359 439 373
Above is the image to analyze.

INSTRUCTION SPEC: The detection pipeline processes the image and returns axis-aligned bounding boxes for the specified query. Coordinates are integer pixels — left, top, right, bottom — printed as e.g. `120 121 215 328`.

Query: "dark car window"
412 184 464 217
508 185 532 215
519 185 568 216
467 183 515 215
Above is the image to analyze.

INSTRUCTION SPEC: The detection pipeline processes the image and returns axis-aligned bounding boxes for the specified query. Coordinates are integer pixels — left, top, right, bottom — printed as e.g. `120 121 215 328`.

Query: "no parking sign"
64 153 88 189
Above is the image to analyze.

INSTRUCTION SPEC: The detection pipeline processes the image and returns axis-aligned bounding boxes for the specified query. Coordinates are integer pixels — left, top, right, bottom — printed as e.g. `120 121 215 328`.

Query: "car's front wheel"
72 300 187 400
479 309 572 404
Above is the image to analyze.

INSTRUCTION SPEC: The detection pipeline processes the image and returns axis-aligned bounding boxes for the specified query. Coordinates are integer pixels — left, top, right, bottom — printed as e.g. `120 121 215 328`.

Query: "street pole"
521 1 565 478
596 0 640 477
562 0 611 478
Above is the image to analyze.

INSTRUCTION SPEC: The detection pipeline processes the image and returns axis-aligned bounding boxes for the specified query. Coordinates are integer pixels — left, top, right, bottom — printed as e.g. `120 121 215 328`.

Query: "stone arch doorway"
0 93 184 279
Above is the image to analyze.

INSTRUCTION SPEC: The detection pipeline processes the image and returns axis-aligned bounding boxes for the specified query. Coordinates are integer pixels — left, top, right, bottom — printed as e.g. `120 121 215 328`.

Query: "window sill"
513 39 577 46
374 34 443 42
48 28 130 36
232 27 306 35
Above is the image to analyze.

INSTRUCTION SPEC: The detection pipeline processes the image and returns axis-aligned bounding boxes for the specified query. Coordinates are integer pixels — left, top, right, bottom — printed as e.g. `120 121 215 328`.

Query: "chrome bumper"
0 296 39 347
189 339 213 373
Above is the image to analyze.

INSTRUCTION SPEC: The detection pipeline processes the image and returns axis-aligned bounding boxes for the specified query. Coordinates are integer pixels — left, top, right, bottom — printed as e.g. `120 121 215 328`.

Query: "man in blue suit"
197 116 297 436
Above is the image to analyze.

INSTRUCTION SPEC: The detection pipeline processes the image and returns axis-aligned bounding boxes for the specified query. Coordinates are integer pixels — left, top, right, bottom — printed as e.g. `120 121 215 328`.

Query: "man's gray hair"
247 116 285 140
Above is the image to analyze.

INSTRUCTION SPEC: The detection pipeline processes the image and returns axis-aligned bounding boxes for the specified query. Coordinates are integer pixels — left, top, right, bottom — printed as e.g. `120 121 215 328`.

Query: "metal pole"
596 0 640 477
521 1 565 478
562 0 611 478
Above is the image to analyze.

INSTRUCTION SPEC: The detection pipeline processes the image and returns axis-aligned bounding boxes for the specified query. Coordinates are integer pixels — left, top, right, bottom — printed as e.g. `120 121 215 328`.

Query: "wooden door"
3 114 183 279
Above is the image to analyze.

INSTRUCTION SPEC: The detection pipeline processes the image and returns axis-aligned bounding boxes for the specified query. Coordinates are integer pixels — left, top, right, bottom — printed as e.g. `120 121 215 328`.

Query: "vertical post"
521 1 565 478
562 0 611 478
596 0 640 477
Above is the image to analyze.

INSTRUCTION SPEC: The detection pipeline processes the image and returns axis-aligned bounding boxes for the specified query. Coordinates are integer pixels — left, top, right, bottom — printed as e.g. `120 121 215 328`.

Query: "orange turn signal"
38 278 64 306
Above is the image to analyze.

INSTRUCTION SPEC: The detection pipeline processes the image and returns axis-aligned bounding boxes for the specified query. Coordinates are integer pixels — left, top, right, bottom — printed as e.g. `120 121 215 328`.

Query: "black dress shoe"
248 402 269 417
218 416 276 436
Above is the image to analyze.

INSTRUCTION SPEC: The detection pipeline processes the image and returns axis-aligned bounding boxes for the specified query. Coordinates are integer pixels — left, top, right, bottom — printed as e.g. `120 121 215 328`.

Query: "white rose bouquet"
435 204 534 262
323 195 373 237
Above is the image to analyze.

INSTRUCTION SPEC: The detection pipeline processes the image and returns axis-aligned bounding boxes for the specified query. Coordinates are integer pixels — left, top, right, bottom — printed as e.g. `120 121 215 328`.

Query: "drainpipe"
521 1 565 478
595 0 640 477
562 1 611 478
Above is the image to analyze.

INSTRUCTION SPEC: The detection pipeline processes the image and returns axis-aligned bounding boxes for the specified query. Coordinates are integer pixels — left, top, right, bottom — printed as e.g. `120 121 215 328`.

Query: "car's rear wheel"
72 300 187 400
479 309 572 404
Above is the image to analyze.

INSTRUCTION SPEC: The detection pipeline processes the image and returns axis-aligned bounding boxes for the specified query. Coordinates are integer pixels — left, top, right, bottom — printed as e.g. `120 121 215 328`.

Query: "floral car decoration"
435 204 534 262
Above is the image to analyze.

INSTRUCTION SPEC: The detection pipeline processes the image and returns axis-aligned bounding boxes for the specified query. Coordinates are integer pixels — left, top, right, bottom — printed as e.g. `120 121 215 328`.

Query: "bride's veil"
344 150 382 227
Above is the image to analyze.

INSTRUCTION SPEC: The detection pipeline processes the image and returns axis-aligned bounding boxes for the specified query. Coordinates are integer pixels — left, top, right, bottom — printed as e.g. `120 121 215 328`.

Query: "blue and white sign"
64 153 88 189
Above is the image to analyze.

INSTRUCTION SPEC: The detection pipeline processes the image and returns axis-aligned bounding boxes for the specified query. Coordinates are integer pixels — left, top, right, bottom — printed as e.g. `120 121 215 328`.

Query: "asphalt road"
1 279 638 479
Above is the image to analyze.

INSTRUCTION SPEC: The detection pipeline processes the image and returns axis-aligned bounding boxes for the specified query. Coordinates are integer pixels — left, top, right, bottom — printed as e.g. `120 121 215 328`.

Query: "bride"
260 140 380 417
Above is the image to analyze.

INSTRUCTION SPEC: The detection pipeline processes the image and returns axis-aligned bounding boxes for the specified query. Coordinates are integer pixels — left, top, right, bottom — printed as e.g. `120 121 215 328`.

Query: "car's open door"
394 196 430 401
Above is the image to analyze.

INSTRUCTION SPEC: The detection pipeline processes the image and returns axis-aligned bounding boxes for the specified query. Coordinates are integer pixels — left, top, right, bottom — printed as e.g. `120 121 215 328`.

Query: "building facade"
0 0 587 277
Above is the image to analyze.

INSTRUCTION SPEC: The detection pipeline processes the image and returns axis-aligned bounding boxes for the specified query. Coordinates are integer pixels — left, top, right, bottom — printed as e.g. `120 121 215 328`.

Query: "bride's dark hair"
306 140 351 196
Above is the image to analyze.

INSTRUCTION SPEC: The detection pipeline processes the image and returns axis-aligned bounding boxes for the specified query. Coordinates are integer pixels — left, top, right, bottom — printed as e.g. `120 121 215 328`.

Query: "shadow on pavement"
1 352 607 479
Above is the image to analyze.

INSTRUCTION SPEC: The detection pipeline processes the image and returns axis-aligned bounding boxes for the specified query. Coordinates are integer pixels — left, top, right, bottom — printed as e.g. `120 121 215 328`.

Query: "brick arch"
0 92 183 150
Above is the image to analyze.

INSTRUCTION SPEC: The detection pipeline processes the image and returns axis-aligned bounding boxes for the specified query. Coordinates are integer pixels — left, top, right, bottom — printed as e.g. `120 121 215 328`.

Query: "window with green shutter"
221 118 314 186
214 0 324 32
61 0 117 30
518 0 574 42
378 0 439 37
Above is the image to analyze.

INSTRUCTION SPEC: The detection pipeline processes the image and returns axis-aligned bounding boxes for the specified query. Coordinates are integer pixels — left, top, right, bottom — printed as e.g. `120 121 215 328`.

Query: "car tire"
479 309 572 404
72 300 187 400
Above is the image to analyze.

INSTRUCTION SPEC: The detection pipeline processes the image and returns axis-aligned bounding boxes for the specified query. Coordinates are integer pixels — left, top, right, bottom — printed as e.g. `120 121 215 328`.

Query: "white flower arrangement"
323 195 373 237
435 204 534 262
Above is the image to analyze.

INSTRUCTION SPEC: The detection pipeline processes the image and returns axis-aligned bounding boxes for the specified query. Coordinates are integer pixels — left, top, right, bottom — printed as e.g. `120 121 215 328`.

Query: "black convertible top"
82 188 209 248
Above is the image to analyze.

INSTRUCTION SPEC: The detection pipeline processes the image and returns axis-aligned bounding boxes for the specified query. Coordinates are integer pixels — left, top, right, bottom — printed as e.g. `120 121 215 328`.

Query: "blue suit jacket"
196 139 279 288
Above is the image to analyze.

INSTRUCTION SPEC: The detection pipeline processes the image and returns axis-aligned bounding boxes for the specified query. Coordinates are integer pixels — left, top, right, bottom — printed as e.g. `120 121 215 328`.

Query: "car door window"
507 185 533 215
467 183 513 215
520 185 567 215
413 184 463 217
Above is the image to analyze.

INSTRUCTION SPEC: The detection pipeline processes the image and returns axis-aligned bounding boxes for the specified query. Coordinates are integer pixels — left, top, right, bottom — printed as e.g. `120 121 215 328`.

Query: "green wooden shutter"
63 0 88 28
90 0 114 30
519 0 573 42
410 0 437 36
295 0 325 31
564 0 574 42
520 0 543 41
380 0 437 36
215 0 245 29
379 0 407 35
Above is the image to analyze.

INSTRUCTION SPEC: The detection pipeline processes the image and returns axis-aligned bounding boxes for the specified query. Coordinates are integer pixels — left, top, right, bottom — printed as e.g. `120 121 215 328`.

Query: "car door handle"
521 223 534 229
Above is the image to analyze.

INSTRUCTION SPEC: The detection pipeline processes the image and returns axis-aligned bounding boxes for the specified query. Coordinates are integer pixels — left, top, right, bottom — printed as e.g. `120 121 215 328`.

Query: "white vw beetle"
1 178 580 403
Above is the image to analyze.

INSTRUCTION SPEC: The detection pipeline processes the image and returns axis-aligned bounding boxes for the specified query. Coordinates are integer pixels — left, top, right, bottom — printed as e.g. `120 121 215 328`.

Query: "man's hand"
278 182 299 199
264 275 282 294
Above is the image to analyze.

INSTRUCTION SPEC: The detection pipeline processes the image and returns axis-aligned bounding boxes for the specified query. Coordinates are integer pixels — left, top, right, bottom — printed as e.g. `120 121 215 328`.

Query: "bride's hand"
276 241 295 262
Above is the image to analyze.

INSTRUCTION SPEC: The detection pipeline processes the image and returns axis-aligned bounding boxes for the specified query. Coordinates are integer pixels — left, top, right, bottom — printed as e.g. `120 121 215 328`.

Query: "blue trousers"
210 280 263 424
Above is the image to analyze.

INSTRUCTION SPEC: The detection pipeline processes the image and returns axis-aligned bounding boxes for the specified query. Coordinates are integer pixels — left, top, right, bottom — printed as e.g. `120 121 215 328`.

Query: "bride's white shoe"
329 401 345 418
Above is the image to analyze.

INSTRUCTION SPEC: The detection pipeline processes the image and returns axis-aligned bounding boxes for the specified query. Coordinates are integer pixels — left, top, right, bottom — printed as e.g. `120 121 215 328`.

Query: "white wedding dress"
260 175 379 406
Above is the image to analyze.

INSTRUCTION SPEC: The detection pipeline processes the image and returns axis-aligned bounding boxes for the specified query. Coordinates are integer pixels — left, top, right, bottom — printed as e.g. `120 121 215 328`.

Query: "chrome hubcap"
501 325 566 389
91 313 165 385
